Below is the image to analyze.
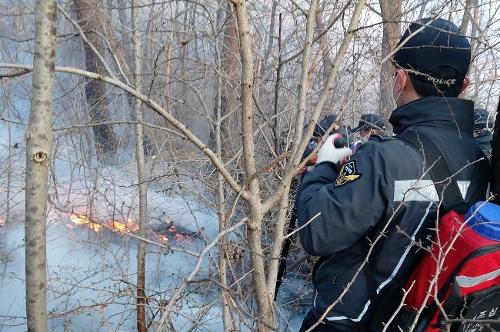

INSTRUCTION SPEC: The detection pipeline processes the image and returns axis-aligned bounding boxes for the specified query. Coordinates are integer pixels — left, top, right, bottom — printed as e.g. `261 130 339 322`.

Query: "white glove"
316 133 352 165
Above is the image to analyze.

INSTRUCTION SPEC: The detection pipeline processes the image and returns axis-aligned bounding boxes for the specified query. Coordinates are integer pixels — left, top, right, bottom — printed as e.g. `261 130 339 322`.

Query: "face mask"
359 135 369 143
392 71 403 105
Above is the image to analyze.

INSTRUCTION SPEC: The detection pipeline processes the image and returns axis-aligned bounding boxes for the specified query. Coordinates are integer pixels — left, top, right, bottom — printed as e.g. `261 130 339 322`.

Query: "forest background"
0 0 499 331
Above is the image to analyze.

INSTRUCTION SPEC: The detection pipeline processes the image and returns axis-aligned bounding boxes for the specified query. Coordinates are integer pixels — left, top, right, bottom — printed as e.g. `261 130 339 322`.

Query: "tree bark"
220 2 240 160
209 1 226 151
460 0 475 34
273 13 282 155
6 92 12 225
229 0 271 329
131 1 148 331
73 0 118 161
213 5 232 329
25 1 57 331
315 9 333 85
379 0 401 118
267 0 319 304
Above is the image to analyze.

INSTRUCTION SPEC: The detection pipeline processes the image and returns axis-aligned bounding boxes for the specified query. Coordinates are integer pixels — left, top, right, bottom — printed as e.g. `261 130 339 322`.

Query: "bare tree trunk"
209 1 225 151
229 0 271 329
262 1 278 67
213 9 232 329
379 0 401 118
73 0 118 161
291 0 319 161
6 101 12 225
217 155 232 331
131 1 148 331
315 9 333 85
24 1 57 331
273 13 282 155
231 0 274 331
460 0 475 34
263 0 368 235
115 0 132 65
265 1 322 304
220 2 240 160
418 1 428 19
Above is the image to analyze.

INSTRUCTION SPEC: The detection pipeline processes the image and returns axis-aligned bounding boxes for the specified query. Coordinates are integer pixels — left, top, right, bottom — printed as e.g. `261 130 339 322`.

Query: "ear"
396 69 408 90
459 76 470 94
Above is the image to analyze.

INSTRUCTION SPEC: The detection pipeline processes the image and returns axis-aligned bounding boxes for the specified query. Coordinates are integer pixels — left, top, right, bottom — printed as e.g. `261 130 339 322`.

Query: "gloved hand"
316 133 352 165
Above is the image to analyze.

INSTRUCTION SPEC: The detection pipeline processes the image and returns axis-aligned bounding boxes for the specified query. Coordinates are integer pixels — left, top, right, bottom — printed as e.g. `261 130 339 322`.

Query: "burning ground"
0 152 227 331
0 143 306 331
0 218 223 331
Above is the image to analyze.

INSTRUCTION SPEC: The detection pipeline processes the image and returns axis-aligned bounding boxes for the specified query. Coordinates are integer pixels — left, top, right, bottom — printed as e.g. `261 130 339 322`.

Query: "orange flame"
173 233 192 243
70 213 91 225
111 221 127 232
69 213 101 233
0 217 5 227
109 219 139 233
66 213 193 243
126 220 139 232
89 223 102 232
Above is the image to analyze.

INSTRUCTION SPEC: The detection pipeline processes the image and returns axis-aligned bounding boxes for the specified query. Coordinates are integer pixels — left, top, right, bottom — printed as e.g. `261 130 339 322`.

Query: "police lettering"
426 76 457 87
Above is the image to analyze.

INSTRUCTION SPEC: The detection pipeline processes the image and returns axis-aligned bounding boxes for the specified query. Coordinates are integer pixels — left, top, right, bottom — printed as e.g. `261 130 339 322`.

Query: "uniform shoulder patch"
335 161 362 187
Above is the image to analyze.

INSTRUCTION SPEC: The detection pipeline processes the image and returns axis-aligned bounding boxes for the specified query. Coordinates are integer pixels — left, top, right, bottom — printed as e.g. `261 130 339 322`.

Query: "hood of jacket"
389 96 474 135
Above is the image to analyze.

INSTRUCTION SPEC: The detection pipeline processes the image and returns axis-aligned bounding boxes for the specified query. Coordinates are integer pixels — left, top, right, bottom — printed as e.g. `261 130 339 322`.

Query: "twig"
0 62 248 202
284 212 320 239
156 219 246 329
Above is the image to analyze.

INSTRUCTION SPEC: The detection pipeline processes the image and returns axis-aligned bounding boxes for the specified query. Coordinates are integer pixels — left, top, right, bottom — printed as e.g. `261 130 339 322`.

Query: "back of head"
393 18 471 97
351 113 386 133
314 114 338 137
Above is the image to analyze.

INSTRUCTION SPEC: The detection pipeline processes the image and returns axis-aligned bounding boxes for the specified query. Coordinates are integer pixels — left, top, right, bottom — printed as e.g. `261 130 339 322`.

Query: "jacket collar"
389 96 474 135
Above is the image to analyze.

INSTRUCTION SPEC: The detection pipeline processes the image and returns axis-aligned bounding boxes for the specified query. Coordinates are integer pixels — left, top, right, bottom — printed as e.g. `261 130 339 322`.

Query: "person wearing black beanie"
297 18 490 331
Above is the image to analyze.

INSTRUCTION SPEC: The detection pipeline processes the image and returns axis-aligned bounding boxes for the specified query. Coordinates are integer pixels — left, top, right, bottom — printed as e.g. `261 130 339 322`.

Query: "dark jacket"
297 97 489 329
475 130 492 159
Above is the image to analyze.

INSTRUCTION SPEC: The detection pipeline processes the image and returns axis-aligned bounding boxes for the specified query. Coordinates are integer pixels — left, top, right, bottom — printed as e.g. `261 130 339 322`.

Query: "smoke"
0 219 224 331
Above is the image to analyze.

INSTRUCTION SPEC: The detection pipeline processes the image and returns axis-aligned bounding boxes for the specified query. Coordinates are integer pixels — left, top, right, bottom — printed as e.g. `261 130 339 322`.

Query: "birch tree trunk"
379 0 401 118
131 1 148 331
24 1 57 331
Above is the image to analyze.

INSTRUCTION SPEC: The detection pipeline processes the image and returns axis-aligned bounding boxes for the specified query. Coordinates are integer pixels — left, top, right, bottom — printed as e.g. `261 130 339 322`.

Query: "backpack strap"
397 130 469 214
464 149 490 203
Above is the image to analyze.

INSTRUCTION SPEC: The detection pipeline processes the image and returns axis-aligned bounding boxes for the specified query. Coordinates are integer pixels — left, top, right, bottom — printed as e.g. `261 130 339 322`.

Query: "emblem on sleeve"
335 161 361 187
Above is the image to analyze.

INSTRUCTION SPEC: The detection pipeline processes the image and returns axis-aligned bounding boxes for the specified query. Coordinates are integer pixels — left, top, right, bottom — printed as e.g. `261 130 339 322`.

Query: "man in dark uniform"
350 113 388 140
297 18 490 331
350 113 389 153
